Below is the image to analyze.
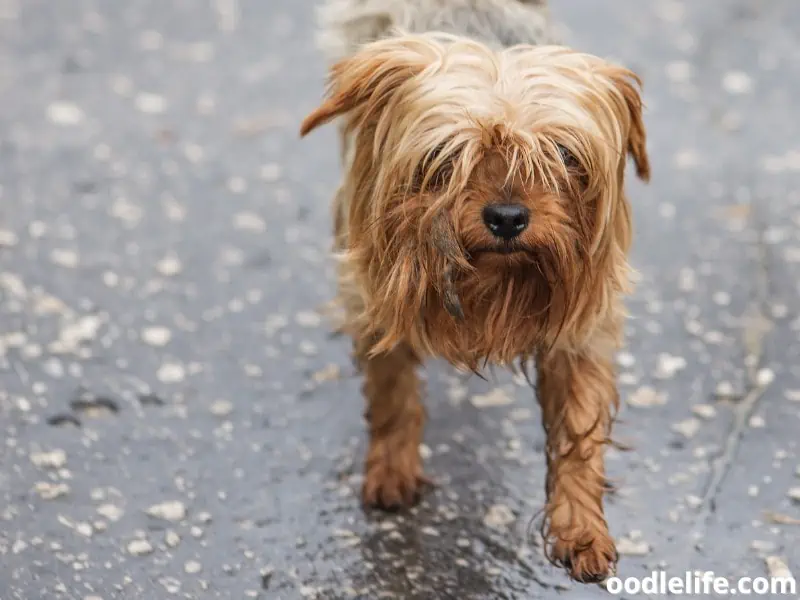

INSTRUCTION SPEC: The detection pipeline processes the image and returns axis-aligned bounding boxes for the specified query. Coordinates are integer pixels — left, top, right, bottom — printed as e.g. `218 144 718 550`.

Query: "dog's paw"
550 533 617 584
361 463 431 511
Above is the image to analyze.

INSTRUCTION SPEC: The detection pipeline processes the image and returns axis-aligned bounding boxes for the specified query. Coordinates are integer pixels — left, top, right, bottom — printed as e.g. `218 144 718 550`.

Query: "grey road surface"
1 0 799 598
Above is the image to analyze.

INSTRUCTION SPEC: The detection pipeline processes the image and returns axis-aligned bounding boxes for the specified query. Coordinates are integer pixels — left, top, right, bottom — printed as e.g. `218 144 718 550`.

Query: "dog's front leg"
536 338 618 583
355 337 429 510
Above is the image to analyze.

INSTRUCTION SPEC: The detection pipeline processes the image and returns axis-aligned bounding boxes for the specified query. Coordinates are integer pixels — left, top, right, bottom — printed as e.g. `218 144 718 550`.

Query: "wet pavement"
1 0 800 598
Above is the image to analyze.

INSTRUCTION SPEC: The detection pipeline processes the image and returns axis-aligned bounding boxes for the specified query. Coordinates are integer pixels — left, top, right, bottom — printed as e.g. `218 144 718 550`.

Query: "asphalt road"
1 1 799 598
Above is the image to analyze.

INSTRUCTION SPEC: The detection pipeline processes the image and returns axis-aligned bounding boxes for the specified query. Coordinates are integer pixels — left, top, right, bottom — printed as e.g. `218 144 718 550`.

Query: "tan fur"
301 9 649 585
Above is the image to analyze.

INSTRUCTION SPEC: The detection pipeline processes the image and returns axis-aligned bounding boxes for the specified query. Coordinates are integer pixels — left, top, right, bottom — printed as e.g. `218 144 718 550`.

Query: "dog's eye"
556 143 589 190
413 144 454 192
557 143 579 169
429 162 453 189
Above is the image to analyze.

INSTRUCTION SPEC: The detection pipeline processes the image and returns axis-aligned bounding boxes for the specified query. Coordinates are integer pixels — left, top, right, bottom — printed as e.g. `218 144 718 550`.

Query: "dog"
300 0 650 584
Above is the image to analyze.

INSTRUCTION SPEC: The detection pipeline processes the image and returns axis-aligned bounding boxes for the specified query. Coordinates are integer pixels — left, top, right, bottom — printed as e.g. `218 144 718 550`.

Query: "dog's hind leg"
355 336 429 510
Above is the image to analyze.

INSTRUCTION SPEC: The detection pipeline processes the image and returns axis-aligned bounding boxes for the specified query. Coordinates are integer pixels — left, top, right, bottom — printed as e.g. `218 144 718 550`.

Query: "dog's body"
317 0 555 60
301 0 649 583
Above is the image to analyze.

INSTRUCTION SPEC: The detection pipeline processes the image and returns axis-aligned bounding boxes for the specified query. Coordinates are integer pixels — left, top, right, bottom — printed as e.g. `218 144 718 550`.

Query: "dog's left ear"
605 67 650 182
300 37 434 137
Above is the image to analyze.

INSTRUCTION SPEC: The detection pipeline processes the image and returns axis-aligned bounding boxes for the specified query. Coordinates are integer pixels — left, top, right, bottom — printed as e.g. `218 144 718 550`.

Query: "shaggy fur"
300 0 649 584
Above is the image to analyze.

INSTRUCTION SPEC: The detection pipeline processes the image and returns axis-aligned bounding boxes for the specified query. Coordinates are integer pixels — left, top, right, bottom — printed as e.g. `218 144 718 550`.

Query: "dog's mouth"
469 243 532 258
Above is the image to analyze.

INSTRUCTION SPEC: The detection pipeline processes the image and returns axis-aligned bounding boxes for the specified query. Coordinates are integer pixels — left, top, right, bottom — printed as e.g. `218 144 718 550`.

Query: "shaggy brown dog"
300 0 649 584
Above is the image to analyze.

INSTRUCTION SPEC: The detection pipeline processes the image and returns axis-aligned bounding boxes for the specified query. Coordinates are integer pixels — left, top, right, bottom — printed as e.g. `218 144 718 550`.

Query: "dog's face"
302 34 649 368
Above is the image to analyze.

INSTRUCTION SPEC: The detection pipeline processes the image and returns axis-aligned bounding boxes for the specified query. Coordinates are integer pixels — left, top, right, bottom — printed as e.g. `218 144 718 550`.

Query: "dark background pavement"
1 0 799 598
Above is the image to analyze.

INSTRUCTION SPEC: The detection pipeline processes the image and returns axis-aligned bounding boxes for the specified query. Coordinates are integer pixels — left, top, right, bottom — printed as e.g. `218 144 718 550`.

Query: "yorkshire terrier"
300 0 650 584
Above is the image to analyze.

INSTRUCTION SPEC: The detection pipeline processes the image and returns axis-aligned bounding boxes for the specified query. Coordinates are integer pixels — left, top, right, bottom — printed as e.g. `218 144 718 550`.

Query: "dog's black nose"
482 204 529 240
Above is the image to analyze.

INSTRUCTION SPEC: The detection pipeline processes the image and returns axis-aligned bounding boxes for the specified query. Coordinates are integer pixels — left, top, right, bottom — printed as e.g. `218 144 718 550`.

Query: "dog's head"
301 33 649 366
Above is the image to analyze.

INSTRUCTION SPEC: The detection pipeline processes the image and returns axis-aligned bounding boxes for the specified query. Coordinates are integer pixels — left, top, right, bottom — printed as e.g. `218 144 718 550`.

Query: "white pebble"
419 443 432 460
295 311 321 327
722 71 753 95
34 482 70 499
471 387 514 408
264 314 288 336
616 536 651 556
691 404 716 420
135 92 167 114
765 556 792 580
165 530 181 547
672 418 701 439
30 449 67 469
233 211 266 233
160 577 181 594
685 495 702 509
184 560 202 574
145 500 187 522
0 229 19 247
50 249 79 268
157 362 185 384
785 390 800 402
156 256 182 277
298 340 317 356
616 352 635 368
227 177 247 194
260 163 282 182
712 291 731 306
47 101 85 125
654 353 687 379
184 143 204 163
55 315 102 353
483 504 515 529
627 386 667 408
715 381 736 398
209 399 233 417
674 149 700 169
127 539 154 556
678 268 696 291
659 203 676 218
97 504 124 522
756 368 775 386
141 326 172 347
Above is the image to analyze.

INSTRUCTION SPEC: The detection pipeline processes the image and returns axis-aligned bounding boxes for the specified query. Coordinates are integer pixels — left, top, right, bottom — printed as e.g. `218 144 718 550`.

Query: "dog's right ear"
300 37 434 137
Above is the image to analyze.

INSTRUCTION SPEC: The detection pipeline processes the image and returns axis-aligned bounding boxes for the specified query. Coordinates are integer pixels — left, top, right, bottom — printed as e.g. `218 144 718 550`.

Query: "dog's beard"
354 204 583 371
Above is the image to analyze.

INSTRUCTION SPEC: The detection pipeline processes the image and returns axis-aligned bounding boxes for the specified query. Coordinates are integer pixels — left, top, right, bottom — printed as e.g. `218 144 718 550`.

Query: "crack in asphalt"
687 199 774 544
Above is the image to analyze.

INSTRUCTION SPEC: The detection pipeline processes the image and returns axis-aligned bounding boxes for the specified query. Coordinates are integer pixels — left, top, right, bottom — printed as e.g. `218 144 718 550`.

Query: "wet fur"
301 0 649 584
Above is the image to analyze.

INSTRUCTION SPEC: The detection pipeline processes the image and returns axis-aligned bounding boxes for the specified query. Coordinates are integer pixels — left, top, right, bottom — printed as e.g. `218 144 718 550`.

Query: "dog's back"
316 0 556 63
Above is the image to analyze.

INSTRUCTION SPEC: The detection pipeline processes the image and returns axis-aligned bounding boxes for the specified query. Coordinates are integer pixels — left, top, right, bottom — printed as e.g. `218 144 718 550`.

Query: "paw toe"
362 467 428 511
550 536 617 584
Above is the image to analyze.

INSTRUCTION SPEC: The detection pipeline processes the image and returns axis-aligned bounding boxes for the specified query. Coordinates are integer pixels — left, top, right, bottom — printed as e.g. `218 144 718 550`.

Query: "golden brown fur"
301 29 649 584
